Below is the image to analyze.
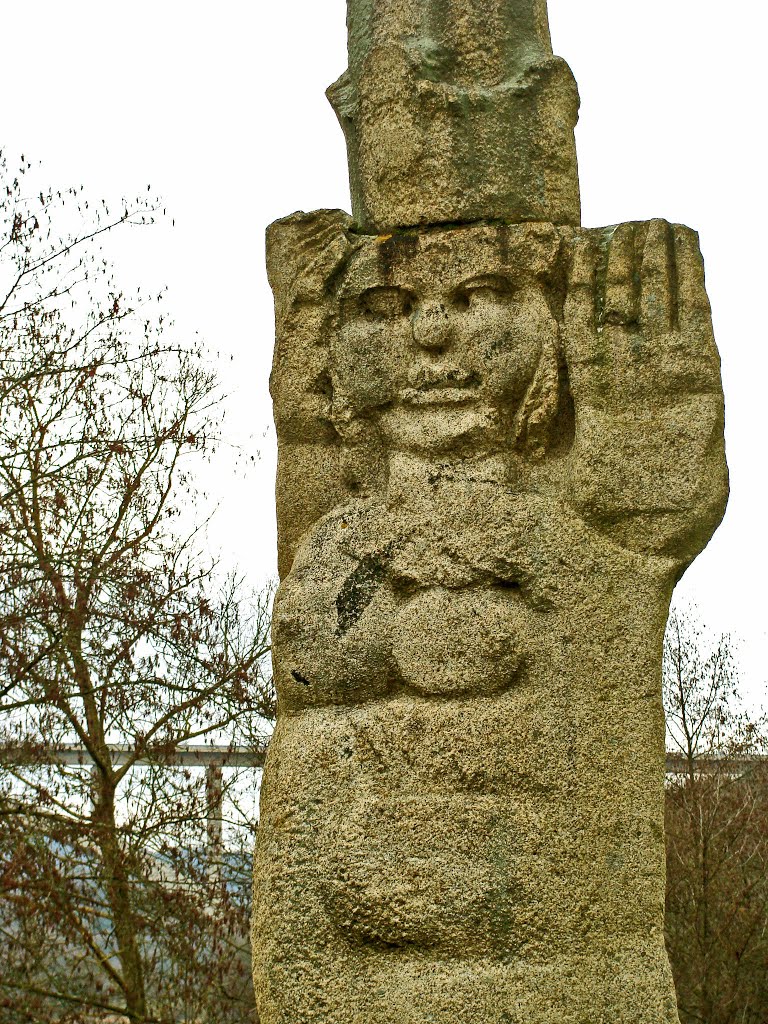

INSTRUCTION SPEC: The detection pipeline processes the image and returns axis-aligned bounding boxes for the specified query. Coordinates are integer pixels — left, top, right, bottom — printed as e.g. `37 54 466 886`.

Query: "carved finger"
565 233 596 329
640 219 675 337
671 224 721 390
673 225 712 326
604 223 637 327
563 234 605 401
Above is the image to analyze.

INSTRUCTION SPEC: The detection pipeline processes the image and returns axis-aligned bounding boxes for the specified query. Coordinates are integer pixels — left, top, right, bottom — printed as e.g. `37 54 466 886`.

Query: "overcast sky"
1 0 765 709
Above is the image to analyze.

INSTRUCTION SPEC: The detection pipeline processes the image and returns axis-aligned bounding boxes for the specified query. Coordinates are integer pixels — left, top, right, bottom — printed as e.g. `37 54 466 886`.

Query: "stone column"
327 0 580 231
253 3 728 1023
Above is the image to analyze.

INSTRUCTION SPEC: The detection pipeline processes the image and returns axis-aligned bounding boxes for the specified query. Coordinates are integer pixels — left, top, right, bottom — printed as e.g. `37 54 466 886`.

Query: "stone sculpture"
253 3 728 1022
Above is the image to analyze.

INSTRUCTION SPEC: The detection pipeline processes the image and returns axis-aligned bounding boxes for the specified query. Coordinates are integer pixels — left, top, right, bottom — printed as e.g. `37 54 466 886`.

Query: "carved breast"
271 494 571 711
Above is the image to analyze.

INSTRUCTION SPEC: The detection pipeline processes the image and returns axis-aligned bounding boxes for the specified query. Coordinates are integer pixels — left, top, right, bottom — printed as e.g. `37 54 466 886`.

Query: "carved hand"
562 219 728 565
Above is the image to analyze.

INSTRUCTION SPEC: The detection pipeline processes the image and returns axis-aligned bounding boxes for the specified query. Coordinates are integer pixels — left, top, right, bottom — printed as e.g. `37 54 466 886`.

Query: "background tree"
664 607 768 1024
0 150 273 1023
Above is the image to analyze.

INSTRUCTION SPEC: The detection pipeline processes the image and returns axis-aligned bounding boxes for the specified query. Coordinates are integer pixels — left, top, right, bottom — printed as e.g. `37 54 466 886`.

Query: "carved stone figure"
253 3 728 1022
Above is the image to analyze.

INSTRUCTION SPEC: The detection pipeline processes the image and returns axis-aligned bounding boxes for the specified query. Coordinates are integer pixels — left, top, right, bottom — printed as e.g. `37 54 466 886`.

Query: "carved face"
331 224 560 456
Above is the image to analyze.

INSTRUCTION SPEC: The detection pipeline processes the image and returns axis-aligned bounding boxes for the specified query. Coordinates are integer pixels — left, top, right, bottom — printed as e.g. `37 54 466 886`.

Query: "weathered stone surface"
253 215 728 1022
255 1 727 1019
327 0 581 231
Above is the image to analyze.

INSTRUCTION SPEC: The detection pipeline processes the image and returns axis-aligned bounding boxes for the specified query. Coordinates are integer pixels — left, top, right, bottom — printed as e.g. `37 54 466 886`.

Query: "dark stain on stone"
336 551 390 636
378 231 420 281
494 577 521 591
291 669 312 687
498 222 510 268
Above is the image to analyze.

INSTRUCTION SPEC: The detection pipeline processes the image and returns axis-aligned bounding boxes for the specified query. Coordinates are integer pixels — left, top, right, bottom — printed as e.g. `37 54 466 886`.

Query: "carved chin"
377 402 503 455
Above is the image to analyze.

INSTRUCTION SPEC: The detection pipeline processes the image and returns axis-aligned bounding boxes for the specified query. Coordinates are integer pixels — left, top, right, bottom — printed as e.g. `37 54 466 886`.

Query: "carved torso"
253 214 727 1023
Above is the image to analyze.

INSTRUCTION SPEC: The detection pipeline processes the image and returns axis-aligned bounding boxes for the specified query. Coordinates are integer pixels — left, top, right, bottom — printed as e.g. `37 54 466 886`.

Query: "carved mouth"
401 369 480 406
400 386 477 406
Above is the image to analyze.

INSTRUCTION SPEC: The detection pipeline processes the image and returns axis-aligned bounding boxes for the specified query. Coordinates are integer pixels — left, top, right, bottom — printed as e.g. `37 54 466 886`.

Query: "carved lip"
400 385 477 406
401 369 480 406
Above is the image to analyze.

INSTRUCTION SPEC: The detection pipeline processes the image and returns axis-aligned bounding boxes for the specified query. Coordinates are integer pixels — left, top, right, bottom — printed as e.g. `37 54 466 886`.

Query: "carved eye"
360 286 414 320
455 275 514 308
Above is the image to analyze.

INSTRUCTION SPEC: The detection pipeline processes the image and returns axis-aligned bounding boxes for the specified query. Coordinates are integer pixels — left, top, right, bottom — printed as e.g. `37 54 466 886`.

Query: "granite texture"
253 214 728 1023
327 0 581 231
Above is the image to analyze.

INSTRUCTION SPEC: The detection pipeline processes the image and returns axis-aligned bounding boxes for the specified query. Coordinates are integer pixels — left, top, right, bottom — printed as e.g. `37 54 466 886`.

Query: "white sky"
1 0 765 710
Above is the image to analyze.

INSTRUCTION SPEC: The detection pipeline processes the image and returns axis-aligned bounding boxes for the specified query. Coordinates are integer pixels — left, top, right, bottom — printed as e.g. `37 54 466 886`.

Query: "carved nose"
412 301 452 351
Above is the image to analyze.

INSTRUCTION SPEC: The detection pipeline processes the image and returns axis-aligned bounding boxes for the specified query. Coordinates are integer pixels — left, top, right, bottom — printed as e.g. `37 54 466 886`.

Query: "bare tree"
0 150 272 1023
664 607 768 1024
